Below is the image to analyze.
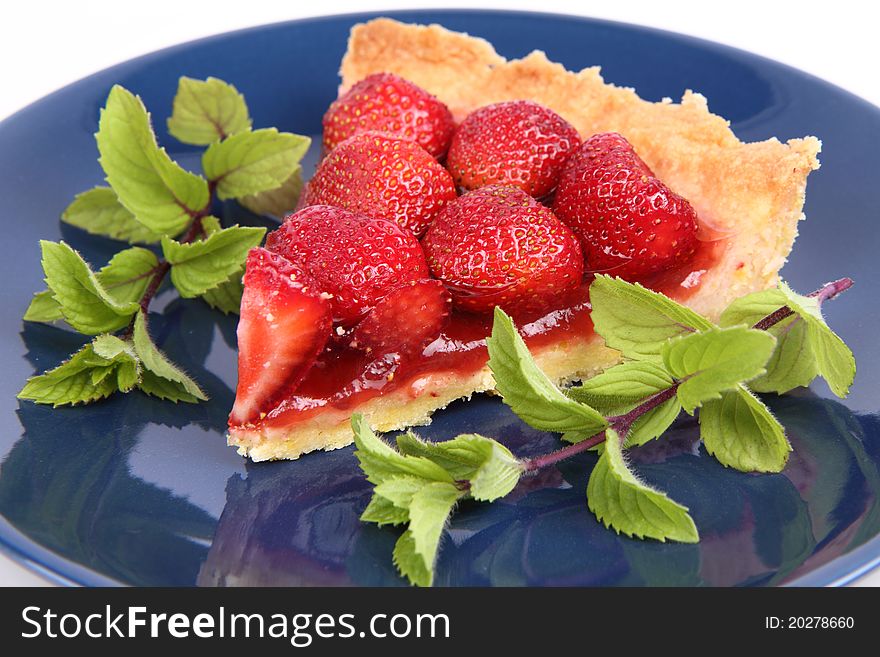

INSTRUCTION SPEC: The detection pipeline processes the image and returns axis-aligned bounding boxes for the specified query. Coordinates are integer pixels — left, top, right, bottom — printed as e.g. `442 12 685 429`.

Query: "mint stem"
753 277 853 330
522 277 853 474
119 183 217 339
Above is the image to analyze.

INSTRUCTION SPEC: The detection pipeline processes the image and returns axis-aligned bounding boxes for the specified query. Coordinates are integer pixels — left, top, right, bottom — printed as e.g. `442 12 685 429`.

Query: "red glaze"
301 132 457 237
323 73 456 158
446 100 581 197
266 205 430 326
422 185 584 316
552 132 699 281
245 238 721 431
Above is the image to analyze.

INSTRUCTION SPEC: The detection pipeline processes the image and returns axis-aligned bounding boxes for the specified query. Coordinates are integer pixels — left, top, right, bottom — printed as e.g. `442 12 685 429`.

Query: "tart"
228 18 820 462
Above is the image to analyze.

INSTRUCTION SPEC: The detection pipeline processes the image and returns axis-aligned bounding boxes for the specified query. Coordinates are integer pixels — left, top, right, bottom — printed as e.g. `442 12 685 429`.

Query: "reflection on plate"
1 10 879 586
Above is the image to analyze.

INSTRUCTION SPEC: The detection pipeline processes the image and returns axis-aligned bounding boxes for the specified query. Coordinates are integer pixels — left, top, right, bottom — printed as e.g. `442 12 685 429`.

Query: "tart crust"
229 18 820 461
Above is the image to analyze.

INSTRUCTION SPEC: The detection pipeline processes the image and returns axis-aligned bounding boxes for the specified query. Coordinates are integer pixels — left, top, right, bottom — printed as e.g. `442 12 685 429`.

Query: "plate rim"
1 8 877 588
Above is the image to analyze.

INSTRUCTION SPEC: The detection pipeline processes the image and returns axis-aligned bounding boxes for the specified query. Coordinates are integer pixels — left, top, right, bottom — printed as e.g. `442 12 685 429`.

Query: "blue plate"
1 10 878 587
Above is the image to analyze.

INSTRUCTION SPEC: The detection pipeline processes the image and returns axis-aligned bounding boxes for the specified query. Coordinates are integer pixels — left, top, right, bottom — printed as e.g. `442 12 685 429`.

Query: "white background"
0 1 877 585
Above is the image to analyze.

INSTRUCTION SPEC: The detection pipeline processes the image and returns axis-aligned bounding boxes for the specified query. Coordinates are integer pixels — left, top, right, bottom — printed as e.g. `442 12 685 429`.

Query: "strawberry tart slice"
228 18 820 461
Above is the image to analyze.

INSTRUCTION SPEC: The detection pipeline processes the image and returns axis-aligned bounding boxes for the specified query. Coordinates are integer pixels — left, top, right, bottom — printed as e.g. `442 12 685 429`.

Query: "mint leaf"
406 481 462 586
238 168 304 218
566 361 674 413
699 385 790 472
589 275 714 362
161 224 265 298
721 288 818 394
487 307 608 439
351 414 454 485
200 267 244 314
27 246 158 327
778 282 855 397
360 494 409 527
374 476 430 509
40 241 140 334
18 336 140 406
203 128 311 200
722 283 856 397
626 397 681 447
587 428 699 542
132 311 206 402
396 432 523 502
662 326 776 413
97 85 209 236
167 76 251 145
393 530 433 588
24 291 63 323
61 186 164 243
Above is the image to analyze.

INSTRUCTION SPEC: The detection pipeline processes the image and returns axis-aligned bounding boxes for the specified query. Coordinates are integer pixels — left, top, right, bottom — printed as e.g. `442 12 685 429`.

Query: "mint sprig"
356 275 856 586
19 77 311 408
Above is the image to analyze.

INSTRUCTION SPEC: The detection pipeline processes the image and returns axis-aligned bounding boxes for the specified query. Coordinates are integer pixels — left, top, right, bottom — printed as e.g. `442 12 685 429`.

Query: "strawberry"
422 185 584 316
301 132 457 237
323 72 455 158
266 205 431 326
350 279 452 356
446 100 580 198
552 132 699 281
230 248 332 426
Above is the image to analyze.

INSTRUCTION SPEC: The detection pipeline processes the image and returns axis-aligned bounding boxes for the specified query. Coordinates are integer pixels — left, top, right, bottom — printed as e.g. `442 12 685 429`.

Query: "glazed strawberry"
552 132 699 281
301 132 457 237
350 279 452 355
446 100 580 198
422 185 584 315
266 205 431 326
323 72 455 158
230 248 332 426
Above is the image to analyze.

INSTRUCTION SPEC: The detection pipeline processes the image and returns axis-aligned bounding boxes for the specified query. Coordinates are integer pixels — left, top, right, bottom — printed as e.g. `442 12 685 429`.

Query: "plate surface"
1 10 878 587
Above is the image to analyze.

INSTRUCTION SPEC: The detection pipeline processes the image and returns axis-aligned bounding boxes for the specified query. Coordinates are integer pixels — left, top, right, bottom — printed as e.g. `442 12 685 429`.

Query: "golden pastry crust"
229 18 820 461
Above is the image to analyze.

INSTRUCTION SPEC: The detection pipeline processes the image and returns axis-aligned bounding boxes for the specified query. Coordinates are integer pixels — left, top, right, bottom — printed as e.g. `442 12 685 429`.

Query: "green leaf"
626 397 681 447
589 275 714 362
374 476 429 509
24 290 63 322
777 283 855 398
97 247 160 303
351 414 454 485
200 267 244 314
721 288 818 394
203 128 311 200
566 361 674 414
723 283 856 398
132 311 206 402
699 385 791 472
487 307 608 438
587 428 699 542
26 246 158 327
662 326 776 413
167 76 251 145
18 336 140 406
97 85 209 236
393 530 433 588
406 481 462 585
61 186 164 243
360 493 409 527
396 432 523 502
238 167 304 217
40 241 140 334
161 224 265 298
750 317 819 394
